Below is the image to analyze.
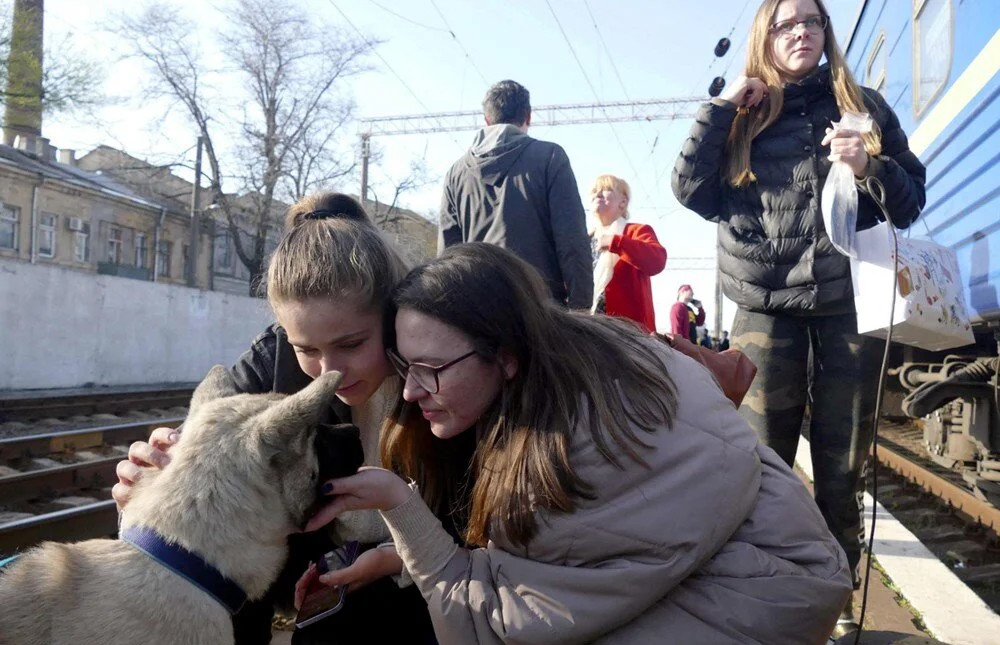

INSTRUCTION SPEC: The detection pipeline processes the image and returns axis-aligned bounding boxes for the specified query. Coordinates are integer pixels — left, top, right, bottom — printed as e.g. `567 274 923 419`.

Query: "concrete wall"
0 257 274 390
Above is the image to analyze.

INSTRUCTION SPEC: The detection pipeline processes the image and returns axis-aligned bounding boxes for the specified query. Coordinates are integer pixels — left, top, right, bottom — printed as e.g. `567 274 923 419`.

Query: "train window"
913 0 953 117
866 31 888 97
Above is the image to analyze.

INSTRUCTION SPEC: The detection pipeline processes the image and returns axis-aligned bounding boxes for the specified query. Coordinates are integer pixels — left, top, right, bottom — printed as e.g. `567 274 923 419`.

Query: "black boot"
829 597 860 641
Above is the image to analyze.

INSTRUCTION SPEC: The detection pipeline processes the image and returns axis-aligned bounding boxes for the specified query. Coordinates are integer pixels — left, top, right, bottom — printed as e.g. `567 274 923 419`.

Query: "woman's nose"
402 375 428 402
318 354 345 377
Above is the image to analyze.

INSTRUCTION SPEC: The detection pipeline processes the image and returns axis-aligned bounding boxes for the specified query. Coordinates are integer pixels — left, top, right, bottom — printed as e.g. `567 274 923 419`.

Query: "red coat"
669 300 706 342
602 223 666 333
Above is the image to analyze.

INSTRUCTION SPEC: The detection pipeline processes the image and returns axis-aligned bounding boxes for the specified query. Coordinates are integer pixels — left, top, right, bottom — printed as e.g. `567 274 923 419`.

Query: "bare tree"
111 0 372 294
367 158 433 233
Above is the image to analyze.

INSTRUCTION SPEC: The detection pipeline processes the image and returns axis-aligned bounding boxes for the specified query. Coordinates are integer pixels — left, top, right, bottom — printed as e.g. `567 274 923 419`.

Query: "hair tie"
303 209 339 221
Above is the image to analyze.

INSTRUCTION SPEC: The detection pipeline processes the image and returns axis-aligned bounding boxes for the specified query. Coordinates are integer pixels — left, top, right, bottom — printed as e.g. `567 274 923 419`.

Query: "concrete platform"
797 437 1000 645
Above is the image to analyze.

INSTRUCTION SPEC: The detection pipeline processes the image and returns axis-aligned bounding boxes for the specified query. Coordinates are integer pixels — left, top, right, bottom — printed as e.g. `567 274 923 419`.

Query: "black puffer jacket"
672 65 926 315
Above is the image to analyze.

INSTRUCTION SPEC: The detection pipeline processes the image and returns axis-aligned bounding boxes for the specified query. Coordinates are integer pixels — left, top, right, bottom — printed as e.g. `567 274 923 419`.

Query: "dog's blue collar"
120 526 247 614
0 554 19 569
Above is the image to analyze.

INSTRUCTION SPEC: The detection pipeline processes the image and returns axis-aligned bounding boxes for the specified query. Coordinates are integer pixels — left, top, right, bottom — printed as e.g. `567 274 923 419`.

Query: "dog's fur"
0 367 363 645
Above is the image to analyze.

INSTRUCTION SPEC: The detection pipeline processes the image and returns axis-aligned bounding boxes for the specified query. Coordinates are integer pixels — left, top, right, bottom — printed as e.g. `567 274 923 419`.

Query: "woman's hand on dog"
111 426 180 509
292 547 405 609
305 467 412 533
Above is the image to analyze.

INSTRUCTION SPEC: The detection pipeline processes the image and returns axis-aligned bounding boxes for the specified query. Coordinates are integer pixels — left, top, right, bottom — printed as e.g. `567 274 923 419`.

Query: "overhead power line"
544 0 646 196
366 0 449 32
582 0 631 101
329 0 459 143
429 0 489 85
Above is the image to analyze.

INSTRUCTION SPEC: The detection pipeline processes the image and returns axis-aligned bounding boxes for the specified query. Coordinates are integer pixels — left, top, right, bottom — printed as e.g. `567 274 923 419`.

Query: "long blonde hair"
266 193 409 311
724 0 881 187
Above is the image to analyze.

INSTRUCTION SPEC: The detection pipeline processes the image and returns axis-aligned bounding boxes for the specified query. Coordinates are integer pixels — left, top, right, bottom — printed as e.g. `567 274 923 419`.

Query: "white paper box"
851 223 975 351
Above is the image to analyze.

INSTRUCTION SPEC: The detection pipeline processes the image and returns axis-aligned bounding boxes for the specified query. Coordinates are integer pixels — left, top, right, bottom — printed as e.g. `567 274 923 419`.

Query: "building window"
156 240 171 278
135 232 148 268
913 0 952 117
0 204 18 250
38 213 57 258
214 231 232 270
866 31 887 97
74 228 89 263
107 225 123 264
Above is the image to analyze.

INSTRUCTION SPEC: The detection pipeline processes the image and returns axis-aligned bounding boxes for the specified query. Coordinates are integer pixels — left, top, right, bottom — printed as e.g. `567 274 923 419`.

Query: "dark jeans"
732 309 880 586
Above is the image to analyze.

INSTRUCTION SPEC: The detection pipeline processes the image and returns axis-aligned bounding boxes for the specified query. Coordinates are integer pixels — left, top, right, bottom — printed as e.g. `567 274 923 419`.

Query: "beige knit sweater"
325 377 400 546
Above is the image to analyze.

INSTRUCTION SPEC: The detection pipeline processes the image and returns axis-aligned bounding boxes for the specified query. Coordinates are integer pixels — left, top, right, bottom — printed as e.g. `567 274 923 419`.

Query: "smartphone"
294 541 361 629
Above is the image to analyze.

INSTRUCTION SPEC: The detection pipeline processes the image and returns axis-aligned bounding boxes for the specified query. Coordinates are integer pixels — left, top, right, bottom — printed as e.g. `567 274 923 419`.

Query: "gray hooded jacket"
440 124 593 308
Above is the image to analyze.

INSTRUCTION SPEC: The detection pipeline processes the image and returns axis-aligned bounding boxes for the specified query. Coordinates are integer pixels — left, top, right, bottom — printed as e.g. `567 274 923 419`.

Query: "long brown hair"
724 0 882 187
379 243 677 547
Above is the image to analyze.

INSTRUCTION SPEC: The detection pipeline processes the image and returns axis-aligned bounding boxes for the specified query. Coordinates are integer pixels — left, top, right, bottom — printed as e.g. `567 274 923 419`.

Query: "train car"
843 1 999 502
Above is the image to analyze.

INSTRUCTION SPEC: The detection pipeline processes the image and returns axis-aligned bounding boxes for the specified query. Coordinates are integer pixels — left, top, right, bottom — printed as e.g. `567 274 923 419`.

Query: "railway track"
872 420 1000 611
0 385 194 423
0 417 184 557
3 413 999 614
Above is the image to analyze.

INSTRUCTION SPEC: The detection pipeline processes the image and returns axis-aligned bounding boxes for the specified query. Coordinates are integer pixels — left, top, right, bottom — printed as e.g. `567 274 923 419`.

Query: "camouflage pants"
732 308 880 586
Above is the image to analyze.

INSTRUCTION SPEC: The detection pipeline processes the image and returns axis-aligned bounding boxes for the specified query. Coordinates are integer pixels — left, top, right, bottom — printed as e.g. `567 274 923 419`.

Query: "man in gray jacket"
439 80 593 308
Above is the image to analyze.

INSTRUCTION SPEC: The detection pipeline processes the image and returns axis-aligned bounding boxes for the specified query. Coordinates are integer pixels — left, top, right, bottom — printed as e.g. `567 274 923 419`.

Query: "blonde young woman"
588 175 666 333
671 0 925 633
305 243 852 644
112 194 437 645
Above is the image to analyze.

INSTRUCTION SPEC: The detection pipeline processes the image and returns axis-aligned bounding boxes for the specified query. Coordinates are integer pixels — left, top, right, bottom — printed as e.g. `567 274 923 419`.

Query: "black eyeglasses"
770 15 828 36
386 348 478 394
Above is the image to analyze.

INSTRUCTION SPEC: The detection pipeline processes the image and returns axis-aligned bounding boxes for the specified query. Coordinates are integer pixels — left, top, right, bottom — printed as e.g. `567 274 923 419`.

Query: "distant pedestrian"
697 327 714 350
718 330 730 351
588 174 666 332
439 80 593 308
669 285 705 342
671 0 925 634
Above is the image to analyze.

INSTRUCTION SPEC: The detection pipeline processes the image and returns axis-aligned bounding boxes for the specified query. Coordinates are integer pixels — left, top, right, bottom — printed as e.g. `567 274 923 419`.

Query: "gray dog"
0 367 363 645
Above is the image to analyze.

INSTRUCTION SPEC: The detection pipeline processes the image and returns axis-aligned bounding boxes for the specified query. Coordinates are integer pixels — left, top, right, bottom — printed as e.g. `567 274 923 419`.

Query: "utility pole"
187 136 203 287
360 133 370 205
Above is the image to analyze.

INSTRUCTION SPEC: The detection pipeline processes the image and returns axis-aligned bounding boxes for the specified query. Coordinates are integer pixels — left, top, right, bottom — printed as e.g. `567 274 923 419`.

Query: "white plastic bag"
821 111 873 258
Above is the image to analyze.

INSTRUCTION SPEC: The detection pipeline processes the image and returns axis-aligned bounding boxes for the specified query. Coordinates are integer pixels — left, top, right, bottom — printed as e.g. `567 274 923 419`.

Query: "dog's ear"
254 370 344 434
189 365 240 416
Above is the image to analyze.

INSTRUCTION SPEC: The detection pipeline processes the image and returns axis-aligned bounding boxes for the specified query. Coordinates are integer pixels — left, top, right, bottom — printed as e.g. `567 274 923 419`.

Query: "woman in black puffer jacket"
671 0 924 635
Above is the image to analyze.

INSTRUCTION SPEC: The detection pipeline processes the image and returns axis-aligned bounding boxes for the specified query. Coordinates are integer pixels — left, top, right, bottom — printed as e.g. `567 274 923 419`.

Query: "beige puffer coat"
382 341 851 644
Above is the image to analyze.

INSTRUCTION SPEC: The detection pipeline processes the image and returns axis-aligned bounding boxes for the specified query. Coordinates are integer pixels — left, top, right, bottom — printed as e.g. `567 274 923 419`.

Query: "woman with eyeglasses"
672 0 925 635
111 193 440 645
305 243 852 644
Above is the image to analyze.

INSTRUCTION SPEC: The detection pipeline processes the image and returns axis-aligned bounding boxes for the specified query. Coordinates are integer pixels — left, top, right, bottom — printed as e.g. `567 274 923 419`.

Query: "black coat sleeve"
438 166 464 254
547 144 594 309
227 326 279 394
857 89 926 230
671 100 739 221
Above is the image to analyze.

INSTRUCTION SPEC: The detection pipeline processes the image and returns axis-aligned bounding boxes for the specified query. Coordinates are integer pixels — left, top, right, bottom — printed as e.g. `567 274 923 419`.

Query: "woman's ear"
498 348 519 380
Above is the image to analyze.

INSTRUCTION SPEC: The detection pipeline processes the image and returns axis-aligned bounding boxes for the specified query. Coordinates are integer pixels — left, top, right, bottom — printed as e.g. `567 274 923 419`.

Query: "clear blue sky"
42 0 862 333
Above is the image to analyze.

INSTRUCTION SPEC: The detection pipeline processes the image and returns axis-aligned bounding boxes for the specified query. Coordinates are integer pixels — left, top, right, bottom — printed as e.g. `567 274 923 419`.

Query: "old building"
78 145 438 292
0 137 213 288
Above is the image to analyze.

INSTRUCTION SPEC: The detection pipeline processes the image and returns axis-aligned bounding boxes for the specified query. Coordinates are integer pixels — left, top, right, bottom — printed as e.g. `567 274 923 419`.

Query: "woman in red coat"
589 175 667 333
